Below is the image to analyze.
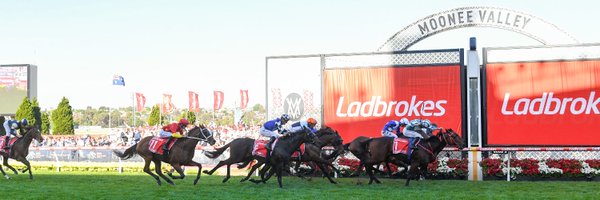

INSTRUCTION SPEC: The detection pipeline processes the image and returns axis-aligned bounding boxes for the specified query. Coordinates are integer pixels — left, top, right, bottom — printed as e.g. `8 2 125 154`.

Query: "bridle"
185 126 214 142
438 129 460 147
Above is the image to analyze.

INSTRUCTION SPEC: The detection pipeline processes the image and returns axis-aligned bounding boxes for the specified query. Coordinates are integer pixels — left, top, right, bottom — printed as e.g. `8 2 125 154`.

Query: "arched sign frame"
379 6 578 51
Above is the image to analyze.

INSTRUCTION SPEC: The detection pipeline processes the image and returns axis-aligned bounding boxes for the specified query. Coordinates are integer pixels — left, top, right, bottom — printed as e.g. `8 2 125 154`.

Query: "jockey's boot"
265 137 276 151
3 137 10 149
264 137 276 165
162 137 173 159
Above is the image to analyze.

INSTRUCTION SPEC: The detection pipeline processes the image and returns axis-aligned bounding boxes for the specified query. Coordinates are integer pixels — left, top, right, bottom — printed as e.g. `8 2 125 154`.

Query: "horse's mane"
316 126 337 137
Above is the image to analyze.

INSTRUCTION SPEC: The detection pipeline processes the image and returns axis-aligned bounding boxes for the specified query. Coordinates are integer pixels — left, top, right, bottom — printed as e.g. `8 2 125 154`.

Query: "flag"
135 93 146 112
213 91 224 111
162 94 175 113
240 89 249 109
188 91 199 112
112 75 125 86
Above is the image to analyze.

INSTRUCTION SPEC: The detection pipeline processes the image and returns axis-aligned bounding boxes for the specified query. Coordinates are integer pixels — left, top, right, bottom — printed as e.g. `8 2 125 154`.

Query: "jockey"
420 119 439 136
160 118 190 155
402 119 431 151
3 119 25 149
381 117 410 138
261 114 291 151
287 117 317 135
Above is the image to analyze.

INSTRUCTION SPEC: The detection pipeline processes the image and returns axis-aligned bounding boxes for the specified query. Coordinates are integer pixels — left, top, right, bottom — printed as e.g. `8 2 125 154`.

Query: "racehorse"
348 128 463 186
113 125 216 186
0 125 44 179
243 127 344 182
203 126 343 183
248 128 330 188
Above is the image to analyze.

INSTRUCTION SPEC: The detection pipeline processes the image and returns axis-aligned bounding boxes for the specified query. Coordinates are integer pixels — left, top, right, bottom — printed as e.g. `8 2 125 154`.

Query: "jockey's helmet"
280 114 290 122
179 118 190 126
306 118 317 127
21 118 28 126
422 119 431 127
399 117 410 125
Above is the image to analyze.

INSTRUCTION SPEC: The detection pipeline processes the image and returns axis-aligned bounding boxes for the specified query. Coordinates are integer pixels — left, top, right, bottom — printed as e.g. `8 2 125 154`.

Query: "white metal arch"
379 6 578 51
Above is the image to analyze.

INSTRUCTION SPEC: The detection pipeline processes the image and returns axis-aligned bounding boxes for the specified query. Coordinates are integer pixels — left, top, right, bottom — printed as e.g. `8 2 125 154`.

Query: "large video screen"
323 65 465 142
484 60 600 146
0 66 29 114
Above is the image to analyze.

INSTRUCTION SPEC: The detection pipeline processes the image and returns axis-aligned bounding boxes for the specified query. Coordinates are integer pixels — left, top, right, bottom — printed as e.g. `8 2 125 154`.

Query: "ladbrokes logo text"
335 96 447 117
501 92 600 115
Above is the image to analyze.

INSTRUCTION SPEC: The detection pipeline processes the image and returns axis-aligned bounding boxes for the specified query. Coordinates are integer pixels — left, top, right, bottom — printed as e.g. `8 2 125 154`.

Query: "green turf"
3 170 600 200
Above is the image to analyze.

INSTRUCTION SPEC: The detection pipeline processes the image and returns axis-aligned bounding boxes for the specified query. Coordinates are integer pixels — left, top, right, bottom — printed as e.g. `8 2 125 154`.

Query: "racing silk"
2 120 19 137
288 121 317 134
164 123 184 134
263 118 285 132
382 120 401 134
403 123 424 138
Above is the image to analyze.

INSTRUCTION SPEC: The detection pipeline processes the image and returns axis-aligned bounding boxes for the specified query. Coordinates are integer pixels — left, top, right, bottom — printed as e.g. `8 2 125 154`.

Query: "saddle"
0 136 18 154
148 137 178 155
252 139 305 158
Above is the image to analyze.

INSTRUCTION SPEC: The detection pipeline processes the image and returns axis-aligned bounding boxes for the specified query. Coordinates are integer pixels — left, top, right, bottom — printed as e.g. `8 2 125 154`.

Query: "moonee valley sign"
379 7 578 51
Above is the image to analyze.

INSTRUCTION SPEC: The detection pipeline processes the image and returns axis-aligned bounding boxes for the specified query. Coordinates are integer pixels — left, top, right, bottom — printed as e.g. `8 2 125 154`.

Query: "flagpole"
108 107 111 129
132 92 136 128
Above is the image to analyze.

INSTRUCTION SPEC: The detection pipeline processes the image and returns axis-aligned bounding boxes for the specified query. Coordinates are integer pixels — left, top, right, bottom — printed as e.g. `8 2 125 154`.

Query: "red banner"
213 91 224 111
162 94 174 113
188 91 199 112
485 60 600 146
135 93 146 112
240 90 249 109
323 66 463 142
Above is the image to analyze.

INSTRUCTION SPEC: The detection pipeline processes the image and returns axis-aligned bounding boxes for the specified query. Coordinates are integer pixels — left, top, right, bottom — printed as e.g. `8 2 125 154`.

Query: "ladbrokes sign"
485 60 600 146
323 65 464 142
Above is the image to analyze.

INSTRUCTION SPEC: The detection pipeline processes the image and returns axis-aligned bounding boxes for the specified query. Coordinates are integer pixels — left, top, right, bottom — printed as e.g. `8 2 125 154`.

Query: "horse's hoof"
330 181 337 184
4 175 10 180
202 170 210 175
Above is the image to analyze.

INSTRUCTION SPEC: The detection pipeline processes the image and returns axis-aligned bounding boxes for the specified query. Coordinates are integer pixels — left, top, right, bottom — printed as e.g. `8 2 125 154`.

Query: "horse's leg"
240 161 262 182
250 163 272 184
222 164 231 183
355 162 364 185
323 162 342 177
16 157 33 179
385 162 393 177
260 165 276 183
154 160 174 185
2 155 17 175
168 163 185 179
405 162 419 186
0 155 9 179
202 160 227 175
185 160 203 185
275 162 284 188
315 163 337 184
142 159 161 186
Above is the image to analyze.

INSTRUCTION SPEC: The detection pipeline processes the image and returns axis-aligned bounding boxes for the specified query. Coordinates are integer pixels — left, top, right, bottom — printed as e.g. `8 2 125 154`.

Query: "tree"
51 97 75 135
31 98 42 128
180 110 197 124
252 104 265 112
41 112 50 135
148 105 161 126
15 97 34 123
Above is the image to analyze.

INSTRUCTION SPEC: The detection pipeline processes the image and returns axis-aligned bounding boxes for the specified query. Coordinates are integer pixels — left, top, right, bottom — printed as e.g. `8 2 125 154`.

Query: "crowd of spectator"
34 124 264 148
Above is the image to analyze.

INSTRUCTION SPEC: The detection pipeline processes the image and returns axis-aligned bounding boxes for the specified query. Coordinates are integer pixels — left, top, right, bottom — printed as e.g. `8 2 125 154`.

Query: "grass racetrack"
4 169 600 200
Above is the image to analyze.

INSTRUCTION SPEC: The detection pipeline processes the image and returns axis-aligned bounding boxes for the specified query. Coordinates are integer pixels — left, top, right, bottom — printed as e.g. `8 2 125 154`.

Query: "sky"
1 0 599 110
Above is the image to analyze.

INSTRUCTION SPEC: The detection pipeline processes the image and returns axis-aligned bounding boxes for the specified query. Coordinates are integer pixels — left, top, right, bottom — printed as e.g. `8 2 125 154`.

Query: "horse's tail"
204 141 232 158
113 144 137 160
